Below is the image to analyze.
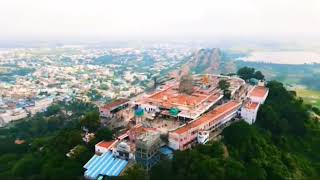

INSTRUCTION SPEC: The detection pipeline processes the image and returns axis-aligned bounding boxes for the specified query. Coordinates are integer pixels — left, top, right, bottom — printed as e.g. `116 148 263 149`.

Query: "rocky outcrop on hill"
175 48 236 78
191 48 221 73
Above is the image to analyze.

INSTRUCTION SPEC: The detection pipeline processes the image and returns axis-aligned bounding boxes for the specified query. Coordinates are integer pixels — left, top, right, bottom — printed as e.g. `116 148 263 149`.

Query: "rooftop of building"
96 140 117 149
249 86 268 98
84 152 128 179
172 101 242 135
101 98 129 111
129 125 157 136
145 83 221 110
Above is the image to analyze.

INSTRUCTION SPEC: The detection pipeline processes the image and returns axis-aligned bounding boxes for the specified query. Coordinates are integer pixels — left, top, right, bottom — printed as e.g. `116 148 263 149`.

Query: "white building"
241 101 260 124
241 85 269 124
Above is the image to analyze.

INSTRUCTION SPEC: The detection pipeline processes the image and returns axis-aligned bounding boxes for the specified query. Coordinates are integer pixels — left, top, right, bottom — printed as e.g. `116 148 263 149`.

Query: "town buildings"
0 47 192 127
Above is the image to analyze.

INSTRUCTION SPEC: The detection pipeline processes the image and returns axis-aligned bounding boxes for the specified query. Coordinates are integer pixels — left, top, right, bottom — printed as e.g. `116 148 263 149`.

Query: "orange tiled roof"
97 140 116 149
14 139 25 145
101 99 129 110
249 86 268 98
173 101 241 135
148 85 219 109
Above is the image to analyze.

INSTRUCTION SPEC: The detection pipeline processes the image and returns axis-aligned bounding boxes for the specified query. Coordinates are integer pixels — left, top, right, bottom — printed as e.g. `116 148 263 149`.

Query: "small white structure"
113 141 133 160
241 101 260 124
197 131 209 144
82 132 95 143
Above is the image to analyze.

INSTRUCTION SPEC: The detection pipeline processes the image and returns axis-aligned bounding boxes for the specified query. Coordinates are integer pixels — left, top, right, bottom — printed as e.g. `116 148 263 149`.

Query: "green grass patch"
295 88 320 109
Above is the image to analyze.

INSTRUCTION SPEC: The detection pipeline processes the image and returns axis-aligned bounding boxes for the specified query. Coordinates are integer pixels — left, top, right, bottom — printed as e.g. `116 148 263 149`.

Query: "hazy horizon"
1 0 320 43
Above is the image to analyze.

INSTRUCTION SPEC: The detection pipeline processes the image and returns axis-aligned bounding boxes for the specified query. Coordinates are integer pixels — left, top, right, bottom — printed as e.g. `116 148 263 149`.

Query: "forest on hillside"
0 101 112 180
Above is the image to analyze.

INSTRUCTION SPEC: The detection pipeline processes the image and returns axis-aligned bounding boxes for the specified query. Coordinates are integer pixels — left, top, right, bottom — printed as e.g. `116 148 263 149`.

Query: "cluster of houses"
0 96 54 127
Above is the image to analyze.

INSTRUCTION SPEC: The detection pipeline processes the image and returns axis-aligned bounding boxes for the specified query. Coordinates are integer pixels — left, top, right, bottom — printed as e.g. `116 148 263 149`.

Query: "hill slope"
176 48 236 77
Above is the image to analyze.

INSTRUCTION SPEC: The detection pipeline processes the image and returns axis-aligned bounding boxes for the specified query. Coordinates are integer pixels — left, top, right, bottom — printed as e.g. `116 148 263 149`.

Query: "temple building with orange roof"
133 74 244 121
168 101 242 150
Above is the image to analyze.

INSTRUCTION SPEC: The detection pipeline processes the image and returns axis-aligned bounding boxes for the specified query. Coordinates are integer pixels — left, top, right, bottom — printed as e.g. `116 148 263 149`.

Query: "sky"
1 0 320 41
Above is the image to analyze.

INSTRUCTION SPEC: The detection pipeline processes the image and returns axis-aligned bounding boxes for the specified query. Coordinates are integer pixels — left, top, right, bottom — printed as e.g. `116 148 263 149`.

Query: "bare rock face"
177 48 222 77
191 48 221 73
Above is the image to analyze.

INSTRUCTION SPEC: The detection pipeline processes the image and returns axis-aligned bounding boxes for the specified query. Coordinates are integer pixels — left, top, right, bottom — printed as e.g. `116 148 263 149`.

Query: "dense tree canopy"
237 67 265 81
218 79 231 99
218 79 230 90
95 128 114 142
80 110 100 131
0 100 101 180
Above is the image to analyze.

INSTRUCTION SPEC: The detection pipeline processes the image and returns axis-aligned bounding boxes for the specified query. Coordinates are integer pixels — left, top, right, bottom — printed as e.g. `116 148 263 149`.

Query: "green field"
295 88 320 109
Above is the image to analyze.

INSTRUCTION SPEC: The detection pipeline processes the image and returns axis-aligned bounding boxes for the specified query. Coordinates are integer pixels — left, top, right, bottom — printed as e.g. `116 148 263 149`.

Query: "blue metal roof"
159 146 174 159
84 152 128 180
159 146 173 155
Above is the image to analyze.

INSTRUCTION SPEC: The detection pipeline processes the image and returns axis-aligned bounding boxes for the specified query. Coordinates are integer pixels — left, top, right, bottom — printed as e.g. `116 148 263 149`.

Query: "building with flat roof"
240 85 268 125
241 101 260 124
248 86 269 104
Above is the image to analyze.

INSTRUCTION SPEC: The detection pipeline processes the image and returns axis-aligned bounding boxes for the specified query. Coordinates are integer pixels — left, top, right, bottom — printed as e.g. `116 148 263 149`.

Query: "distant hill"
176 48 237 77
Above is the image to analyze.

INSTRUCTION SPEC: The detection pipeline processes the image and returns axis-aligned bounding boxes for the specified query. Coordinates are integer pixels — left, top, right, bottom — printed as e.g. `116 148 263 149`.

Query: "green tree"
218 79 230 91
223 89 231 99
237 67 255 81
45 104 61 117
224 158 246 180
95 128 114 141
87 89 103 101
12 154 41 176
80 111 100 131
254 71 265 80
69 145 92 164
47 116 64 131
123 165 148 180
49 129 82 153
